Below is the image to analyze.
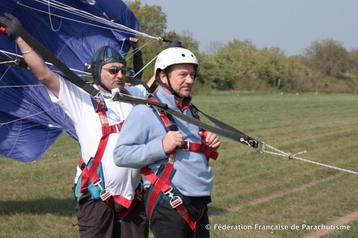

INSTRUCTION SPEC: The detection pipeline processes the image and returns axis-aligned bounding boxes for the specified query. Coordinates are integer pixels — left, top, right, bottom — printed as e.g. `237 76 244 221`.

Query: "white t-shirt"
49 76 147 200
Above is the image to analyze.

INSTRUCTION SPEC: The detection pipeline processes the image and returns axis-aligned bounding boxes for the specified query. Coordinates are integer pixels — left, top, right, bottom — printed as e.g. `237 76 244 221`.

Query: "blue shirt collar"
156 86 192 112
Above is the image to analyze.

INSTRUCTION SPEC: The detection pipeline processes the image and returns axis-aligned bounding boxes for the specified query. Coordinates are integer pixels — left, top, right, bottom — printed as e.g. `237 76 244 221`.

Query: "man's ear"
159 71 168 84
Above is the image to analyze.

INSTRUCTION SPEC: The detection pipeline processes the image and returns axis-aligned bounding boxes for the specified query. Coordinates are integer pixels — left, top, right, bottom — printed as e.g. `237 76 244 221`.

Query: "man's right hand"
0 13 22 40
162 131 184 154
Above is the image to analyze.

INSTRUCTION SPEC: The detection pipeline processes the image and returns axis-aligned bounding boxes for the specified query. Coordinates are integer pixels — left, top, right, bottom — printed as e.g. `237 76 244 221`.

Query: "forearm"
16 37 59 96
114 137 166 168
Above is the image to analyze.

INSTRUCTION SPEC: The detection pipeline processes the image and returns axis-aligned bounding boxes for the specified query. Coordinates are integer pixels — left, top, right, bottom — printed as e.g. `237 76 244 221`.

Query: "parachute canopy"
0 0 140 162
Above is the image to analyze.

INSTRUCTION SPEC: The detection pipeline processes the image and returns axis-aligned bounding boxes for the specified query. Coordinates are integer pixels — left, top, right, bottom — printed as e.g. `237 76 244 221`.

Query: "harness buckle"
100 190 111 201
184 141 190 150
164 187 183 209
93 179 104 191
93 179 111 201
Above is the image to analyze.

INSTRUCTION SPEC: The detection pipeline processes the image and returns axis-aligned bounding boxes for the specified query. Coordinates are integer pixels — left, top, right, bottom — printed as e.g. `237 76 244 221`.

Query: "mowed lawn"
1 93 357 238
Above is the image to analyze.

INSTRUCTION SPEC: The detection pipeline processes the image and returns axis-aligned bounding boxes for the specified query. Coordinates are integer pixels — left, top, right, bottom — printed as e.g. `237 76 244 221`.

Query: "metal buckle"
93 179 103 190
93 179 111 201
184 141 190 150
100 190 111 201
164 187 183 209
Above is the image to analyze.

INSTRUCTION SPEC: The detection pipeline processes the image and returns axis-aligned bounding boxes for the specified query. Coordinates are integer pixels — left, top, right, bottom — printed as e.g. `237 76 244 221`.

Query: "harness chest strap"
78 98 134 213
142 97 218 231
80 99 124 191
151 97 218 160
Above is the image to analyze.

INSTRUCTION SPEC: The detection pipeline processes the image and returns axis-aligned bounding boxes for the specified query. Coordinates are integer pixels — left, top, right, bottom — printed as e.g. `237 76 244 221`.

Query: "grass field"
1 93 357 238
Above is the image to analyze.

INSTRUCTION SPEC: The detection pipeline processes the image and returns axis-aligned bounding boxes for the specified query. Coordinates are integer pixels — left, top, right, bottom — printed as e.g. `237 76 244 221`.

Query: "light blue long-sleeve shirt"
114 86 214 197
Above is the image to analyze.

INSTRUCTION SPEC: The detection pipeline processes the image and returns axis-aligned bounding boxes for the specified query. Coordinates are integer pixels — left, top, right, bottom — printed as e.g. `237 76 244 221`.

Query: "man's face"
161 64 196 98
99 62 126 91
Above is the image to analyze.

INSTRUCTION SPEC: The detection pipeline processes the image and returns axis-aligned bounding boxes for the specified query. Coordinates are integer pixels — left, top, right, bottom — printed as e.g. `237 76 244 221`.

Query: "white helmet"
154 47 198 75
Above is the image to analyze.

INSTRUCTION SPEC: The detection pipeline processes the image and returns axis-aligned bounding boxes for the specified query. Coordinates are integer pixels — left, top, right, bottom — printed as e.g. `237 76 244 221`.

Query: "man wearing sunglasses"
13 34 148 238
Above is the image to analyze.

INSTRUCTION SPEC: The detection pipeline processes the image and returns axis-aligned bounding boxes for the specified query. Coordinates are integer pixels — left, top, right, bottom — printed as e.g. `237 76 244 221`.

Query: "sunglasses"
103 66 127 75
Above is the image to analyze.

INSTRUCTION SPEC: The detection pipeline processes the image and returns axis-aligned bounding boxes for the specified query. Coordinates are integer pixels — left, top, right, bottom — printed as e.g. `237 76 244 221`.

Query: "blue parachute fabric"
0 66 76 162
0 0 139 162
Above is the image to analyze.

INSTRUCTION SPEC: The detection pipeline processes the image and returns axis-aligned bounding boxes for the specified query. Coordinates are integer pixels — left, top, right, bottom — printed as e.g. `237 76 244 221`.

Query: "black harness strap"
15 26 99 97
7 23 261 150
111 92 261 149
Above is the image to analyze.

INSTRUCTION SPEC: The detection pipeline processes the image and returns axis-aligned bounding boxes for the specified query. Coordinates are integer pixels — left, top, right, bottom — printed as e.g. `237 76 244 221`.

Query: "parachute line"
0 65 11 82
17 0 162 41
0 50 91 78
0 107 59 127
0 84 44 88
47 0 63 32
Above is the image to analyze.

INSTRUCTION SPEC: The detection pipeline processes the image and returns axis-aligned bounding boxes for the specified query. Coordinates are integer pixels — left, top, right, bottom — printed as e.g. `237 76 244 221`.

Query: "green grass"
1 93 357 238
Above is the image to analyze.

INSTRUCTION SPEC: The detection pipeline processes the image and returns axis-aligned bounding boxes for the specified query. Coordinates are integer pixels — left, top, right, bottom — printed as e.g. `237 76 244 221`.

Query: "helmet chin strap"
158 72 186 99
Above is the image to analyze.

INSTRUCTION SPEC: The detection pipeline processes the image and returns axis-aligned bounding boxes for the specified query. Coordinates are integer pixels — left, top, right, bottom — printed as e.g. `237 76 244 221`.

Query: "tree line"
127 0 358 94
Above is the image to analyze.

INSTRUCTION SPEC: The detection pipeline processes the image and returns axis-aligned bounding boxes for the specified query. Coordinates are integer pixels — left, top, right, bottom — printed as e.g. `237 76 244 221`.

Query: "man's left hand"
201 131 221 150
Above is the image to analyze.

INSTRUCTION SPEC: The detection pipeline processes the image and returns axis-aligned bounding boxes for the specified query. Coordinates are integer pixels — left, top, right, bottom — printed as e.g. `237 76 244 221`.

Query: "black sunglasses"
103 66 127 75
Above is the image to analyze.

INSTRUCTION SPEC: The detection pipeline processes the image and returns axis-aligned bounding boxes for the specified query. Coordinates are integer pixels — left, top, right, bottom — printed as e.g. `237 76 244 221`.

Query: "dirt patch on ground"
302 210 358 238
231 174 342 212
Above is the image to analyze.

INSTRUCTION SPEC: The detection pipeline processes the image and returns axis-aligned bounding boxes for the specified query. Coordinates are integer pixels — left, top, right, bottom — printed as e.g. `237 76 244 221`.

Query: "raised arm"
0 13 60 97
16 37 60 97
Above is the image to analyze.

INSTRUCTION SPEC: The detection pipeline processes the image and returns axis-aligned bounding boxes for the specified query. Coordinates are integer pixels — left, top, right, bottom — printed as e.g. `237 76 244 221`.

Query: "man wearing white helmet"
114 46 221 238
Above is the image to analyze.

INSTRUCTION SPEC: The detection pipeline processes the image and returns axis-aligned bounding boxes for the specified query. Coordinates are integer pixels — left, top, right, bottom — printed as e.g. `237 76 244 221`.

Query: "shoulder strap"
80 98 123 193
148 96 178 132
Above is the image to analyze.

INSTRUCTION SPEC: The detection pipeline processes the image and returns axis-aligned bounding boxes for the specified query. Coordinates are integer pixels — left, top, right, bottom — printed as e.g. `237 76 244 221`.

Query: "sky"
139 0 358 56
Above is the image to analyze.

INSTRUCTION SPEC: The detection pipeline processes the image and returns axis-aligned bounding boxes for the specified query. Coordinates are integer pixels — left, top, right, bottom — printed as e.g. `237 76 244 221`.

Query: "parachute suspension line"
18 0 163 41
0 44 21 66
47 0 63 32
0 60 18 65
0 49 90 77
17 2 119 32
122 38 160 78
125 38 156 59
133 54 158 78
0 65 11 82
0 107 59 127
119 39 125 53
0 84 45 88
0 49 22 59
18 1 148 40
0 50 13 59
260 142 358 175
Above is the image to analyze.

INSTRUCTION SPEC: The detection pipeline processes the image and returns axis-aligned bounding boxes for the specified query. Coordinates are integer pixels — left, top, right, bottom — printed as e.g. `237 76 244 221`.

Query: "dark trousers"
150 197 210 238
121 197 149 238
76 193 148 238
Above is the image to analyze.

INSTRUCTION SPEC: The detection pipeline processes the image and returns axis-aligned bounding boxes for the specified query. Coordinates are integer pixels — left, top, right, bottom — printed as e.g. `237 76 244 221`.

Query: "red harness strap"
79 99 125 205
110 193 139 220
141 158 197 231
142 97 218 231
177 135 218 160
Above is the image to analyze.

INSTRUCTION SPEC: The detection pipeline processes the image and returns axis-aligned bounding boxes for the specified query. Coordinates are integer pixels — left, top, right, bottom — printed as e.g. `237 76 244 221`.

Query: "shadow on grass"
0 198 76 216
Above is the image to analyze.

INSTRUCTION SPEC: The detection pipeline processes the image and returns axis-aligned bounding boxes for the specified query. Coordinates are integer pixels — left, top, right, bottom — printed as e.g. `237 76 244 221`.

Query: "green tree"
349 49 358 71
303 39 350 78
126 0 200 81
126 0 166 36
